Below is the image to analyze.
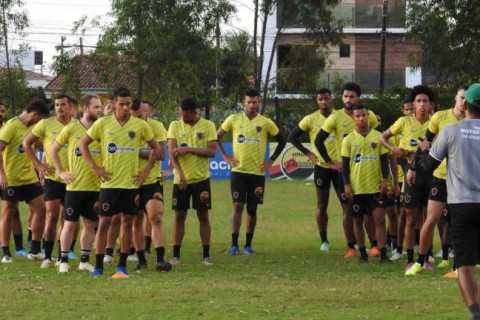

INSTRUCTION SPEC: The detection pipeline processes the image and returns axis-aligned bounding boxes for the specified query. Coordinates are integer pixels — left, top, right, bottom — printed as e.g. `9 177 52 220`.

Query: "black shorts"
1 182 43 203
349 193 385 218
43 179 66 202
172 178 211 211
139 181 164 210
403 165 430 209
384 193 396 207
230 172 265 207
428 177 447 203
314 165 346 203
64 191 99 222
449 203 480 267
99 188 139 216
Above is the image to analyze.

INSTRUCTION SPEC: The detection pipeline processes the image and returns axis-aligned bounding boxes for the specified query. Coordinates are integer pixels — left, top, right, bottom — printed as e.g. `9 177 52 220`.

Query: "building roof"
45 54 136 92
0 68 53 81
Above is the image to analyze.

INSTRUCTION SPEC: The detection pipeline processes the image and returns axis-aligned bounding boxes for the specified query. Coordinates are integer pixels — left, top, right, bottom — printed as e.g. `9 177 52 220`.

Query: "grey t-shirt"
430 119 480 204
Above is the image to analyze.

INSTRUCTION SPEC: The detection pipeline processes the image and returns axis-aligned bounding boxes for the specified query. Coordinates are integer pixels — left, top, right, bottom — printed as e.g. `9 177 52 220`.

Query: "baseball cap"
464 83 480 108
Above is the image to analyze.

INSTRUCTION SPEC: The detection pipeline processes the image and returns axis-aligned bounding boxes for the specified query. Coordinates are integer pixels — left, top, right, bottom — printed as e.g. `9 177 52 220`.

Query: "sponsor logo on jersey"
74 147 82 157
180 143 188 148
237 134 260 144
354 153 377 163
409 139 418 147
128 131 136 140
17 145 24 153
107 142 135 154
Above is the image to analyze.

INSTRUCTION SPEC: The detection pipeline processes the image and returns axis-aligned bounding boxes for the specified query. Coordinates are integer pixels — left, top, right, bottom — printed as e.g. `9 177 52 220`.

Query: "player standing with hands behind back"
217 88 286 256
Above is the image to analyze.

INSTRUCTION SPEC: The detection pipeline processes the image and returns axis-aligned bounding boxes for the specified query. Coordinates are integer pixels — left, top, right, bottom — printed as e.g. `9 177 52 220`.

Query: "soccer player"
423 83 480 320
131 100 172 272
50 94 103 273
167 98 216 265
405 85 467 275
380 85 432 271
341 104 391 263
0 99 50 263
23 95 75 268
288 88 337 251
217 88 286 256
314 82 379 258
79 87 160 278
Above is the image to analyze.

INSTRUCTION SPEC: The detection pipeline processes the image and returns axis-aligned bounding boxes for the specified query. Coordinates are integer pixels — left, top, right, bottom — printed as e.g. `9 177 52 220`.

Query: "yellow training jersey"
139 118 167 185
221 112 279 176
298 110 336 168
341 129 389 194
321 109 378 162
86 114 154 189
389 115 430 154
0 117 40 186
167 117 216 184
55 119 102 191
31 116 75 182
428 109 464 180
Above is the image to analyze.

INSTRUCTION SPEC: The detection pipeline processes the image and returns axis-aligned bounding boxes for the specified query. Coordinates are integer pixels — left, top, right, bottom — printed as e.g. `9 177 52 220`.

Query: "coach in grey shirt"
425 83 480 320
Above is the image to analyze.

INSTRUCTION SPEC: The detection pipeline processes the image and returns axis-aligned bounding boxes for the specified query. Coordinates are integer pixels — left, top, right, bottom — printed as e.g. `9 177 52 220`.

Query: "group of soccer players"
290 82 467 278
0 82 467 281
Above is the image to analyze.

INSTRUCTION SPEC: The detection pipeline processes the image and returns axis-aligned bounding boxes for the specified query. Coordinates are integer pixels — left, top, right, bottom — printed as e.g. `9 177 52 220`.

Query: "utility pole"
1 2 15 115
215 19 221 98
379 0 388 91
80 37 84 55
61 36 66 55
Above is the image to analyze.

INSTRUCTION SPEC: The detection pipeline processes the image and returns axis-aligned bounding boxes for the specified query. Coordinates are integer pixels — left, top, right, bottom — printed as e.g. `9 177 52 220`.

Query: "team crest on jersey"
199 191 210 203
172 198 177 206
128 131 136 140
255 126 262 133
431 188 438 196
196 132 205 140
316 179 323 187
404 195 411 203
17 144 24 153
233 191 239 199
254 187 264 198
371 142 378 149
7 188 14 197
153 192 163 201
66 207 74 216
353 204 360 212
93 201 100 213
135 194 140 206
102 202 110 212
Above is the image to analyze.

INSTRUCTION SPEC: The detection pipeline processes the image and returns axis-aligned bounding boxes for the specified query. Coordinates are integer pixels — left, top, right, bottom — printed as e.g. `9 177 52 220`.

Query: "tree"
406 0 480 86
218 30 255 101
0 0 29 115
56 0 236 110
254 0 344 113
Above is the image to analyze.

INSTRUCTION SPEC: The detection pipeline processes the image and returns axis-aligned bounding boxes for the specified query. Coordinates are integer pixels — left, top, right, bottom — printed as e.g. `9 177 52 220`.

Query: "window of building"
339 44 350 58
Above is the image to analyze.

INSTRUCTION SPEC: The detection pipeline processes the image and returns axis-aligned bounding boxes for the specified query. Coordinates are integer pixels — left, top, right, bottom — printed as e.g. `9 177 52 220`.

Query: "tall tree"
60 0 235 107
0 0 29 114
406 0 480 85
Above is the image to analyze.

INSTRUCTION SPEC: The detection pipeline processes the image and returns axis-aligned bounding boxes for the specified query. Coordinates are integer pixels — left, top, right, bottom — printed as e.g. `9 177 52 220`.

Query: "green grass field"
0 180 471 319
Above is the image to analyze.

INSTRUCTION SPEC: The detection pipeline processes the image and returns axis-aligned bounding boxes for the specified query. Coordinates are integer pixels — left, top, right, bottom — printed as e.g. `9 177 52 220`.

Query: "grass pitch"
0 180 470 319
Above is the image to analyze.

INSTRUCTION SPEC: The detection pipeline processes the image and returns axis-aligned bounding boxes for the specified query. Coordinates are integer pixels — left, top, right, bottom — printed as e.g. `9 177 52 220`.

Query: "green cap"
464 83 480 108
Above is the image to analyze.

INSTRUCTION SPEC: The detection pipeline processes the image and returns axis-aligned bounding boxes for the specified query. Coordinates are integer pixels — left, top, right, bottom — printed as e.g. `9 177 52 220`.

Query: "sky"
17 0 256 75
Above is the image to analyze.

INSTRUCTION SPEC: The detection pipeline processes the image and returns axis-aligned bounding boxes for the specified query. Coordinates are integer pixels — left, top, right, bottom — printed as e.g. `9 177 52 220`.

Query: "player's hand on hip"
261 159 274 172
